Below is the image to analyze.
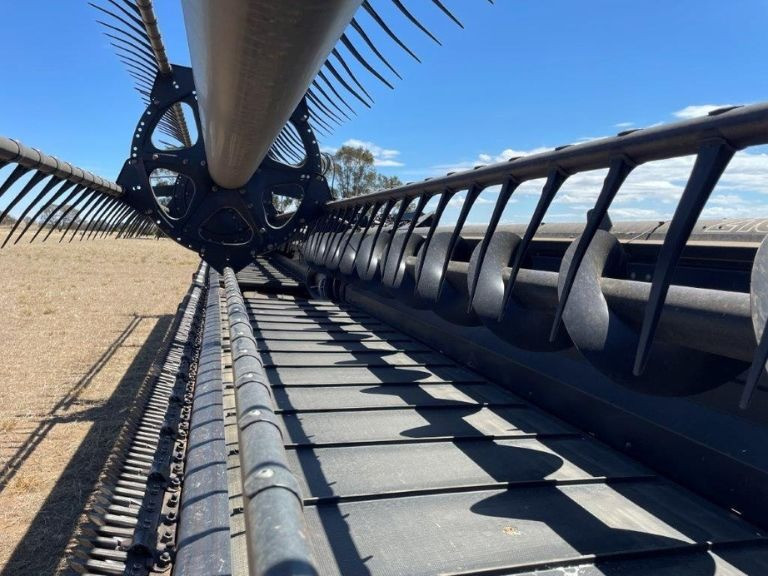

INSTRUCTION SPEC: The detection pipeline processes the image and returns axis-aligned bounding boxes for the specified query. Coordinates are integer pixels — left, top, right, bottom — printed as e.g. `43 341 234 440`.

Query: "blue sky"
2 1 768 224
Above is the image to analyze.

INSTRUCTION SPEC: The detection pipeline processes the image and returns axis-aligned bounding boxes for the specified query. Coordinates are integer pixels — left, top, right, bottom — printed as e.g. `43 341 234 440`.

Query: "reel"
117 65 331 271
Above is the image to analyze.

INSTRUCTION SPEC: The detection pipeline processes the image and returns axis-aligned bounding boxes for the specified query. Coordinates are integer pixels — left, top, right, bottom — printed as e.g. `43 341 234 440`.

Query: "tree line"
271 144 403 213
330 145 402 198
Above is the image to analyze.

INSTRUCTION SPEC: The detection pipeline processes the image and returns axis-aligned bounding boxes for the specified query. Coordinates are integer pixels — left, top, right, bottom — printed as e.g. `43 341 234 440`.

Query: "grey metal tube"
0 136 122 196
222 267 317 576
425 260 754 362
182 0 362 189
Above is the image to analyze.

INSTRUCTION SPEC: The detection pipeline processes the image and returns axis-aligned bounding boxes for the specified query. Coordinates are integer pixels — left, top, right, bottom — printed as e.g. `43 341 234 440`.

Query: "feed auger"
5 2 768 576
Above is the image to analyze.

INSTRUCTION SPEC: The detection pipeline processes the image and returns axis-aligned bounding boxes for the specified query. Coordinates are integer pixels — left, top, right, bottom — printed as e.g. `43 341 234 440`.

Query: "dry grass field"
0 234 199 575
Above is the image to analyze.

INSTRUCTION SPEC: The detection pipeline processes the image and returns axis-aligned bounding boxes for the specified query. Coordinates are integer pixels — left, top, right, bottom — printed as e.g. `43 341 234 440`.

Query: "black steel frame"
301 102 768 404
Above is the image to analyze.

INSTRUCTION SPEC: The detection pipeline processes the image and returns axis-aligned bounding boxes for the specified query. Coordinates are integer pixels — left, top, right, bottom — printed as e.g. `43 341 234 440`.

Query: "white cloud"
447 192 501 209
542 151 768 212
482 147 554 163
673 104 734 120
449 194 495 208
701 204 768 219
331 104 767 226
323 138 404 167
609 207 671 220
707 194 746 206
436 144 768 224
416 98 768 224
605 105 742 137
430 146 553 176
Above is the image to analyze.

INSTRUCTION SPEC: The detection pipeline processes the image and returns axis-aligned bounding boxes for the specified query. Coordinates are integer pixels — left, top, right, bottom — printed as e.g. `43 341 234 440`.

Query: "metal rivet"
256 468 274 478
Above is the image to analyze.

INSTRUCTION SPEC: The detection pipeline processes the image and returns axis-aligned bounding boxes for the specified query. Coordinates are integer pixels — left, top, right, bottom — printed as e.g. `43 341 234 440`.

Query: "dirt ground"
0 235 199 575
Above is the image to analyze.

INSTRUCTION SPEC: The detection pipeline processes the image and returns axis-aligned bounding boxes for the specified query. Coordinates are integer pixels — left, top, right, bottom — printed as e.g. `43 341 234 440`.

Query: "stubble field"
0 234 199 574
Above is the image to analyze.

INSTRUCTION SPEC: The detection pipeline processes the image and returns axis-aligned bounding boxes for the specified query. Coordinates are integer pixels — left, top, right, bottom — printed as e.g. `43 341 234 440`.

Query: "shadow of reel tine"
326 226 355 271
338 231 367 276
299 223 320 264
356 230 392 282
560 229 744 395
307 213 333 265
337 202 382 277
414 230 480 325
358 199 397 279
322 208 354 269
321 228 345 269
314 231 333 266
321 209 353 265
379 229 424 303
325 204 365 270
468 230 571 351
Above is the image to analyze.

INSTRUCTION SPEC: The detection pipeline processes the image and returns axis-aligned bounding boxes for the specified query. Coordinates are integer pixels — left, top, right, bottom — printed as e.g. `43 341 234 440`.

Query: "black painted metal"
549 156 635 342
5 2 768 570
72 262 208 576
633 139 736 376
414 190 455 284
1 176 65 247
498 168 568 320
224 260 768 575
116 65 331 270
304 102 768 401
0 136 122 196
466 177 519 309
0 136 159 245
433 184 482 301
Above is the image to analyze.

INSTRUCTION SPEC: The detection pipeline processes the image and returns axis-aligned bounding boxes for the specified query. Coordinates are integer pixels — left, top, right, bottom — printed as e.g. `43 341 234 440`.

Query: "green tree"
271 193 300 214
332 145 403 198
332 145 376 198
375 174 403 191
38 204 80 229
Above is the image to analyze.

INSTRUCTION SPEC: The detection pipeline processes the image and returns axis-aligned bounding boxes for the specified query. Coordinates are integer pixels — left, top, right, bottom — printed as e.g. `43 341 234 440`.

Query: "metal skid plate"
210 260 768 576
